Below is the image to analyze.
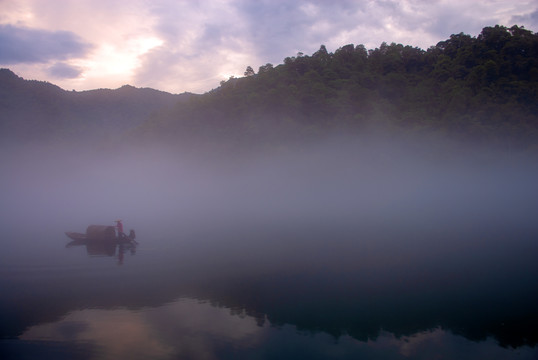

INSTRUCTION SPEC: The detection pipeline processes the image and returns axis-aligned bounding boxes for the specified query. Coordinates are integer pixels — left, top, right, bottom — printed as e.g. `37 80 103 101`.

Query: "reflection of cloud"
14 298 538 359
363 328 536 359
156 299 263 340
20 298 265 360
21 309 173 359
145 299 266 360
392 328 446 357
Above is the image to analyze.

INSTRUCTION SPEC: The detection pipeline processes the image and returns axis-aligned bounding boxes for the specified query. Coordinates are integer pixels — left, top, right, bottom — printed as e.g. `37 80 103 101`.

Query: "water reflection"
17 299 264 360
65 240 137 265
13 298 537 360
0 224 536 358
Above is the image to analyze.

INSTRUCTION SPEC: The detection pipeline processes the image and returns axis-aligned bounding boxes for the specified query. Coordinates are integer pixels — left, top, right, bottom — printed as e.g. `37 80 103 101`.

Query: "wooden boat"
65 225 136 243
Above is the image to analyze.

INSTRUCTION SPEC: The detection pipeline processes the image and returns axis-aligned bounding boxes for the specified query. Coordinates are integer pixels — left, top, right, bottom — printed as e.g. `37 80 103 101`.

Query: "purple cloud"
510 8 538 29
47 62 83 79
3 0 536 93
0 24 92 65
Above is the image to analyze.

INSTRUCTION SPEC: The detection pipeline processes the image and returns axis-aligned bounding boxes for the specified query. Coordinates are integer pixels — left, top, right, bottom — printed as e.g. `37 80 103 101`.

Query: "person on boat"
115 220 125 239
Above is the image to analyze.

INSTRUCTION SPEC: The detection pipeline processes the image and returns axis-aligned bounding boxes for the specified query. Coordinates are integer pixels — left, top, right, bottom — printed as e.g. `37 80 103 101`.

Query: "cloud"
0 24 92 65
135 1 385 92
131 0 538 93
234 0 538 63
133 1 254 92
510 8 538 28
1 0 537 93
229 1 456 66
47 62 83 79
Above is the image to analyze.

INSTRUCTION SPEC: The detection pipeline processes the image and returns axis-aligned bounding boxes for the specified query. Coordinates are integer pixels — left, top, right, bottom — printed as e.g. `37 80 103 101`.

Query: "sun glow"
95 36 163 75
71 36 164 88
129 36 164 55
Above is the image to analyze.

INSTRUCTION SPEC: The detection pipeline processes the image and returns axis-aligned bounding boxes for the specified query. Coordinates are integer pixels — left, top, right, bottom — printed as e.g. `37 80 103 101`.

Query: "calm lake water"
1 143 538 359
1 219 537 359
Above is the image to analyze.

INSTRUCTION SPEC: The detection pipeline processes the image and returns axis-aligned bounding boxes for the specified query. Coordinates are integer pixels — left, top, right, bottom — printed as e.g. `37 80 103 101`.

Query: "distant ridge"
2 25 538 154
0 68 192 146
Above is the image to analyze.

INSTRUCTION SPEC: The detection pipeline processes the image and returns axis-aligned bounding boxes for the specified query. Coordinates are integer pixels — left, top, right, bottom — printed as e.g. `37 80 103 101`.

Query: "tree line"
136 25 538 152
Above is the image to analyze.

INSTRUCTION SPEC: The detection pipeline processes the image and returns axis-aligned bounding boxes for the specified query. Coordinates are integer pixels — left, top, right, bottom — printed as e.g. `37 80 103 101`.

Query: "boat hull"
65 232 88 241
65 225 135 243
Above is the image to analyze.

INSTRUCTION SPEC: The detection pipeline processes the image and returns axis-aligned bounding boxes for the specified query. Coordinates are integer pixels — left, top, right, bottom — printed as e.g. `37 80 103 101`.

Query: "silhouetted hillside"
2 25 537 154
133 25 538 154
0 69 192 146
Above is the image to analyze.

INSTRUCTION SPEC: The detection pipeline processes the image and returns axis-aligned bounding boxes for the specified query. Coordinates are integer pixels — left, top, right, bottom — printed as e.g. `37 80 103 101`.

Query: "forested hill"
0 69 191 146
135 25 538 153
2 25 537 153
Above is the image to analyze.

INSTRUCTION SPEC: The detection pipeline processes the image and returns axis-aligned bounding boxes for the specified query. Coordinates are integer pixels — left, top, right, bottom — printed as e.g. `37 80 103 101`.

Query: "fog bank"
1 134 537 247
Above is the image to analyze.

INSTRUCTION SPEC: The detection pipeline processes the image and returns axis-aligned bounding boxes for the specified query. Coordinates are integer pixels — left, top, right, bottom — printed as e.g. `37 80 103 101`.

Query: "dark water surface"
1 143 538 359
1 220 537 359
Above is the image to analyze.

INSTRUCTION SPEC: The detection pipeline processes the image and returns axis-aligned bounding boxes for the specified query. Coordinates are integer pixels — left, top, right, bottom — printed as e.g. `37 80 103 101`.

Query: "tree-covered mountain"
2 25 537 154
0 69 192 146
134 25 538 153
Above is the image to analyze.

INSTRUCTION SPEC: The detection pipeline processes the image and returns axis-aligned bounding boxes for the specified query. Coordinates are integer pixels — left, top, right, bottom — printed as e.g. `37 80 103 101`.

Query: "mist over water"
3 135 537 240
1 134 538 358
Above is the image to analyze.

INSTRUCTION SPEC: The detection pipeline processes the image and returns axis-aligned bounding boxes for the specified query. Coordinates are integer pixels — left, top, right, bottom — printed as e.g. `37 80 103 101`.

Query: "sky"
0 0 537 94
